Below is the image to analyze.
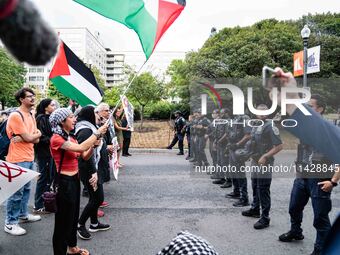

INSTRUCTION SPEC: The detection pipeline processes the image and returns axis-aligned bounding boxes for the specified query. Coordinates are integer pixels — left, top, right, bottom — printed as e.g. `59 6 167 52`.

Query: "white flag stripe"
0 160 40 205
62 66 102 105
144 0 159 21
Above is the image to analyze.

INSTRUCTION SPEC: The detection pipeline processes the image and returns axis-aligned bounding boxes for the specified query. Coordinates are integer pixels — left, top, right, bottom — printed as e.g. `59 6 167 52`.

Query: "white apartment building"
24 27 125 94
106 48 125 87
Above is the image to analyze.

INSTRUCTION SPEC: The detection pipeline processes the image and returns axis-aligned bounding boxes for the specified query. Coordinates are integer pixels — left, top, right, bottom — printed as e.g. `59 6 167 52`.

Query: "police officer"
205 109 219 167
167 111 186 155
211 108 232 187
225 113 251 207
184 115 193 160
189 109 200 163
241 104 283 229
195 111 210 166
279 94 337 255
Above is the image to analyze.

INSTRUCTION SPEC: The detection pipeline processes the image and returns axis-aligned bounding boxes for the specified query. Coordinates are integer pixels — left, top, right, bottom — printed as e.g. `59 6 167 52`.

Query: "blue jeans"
6 161 34 225
289 178 332 252
34 157 55 210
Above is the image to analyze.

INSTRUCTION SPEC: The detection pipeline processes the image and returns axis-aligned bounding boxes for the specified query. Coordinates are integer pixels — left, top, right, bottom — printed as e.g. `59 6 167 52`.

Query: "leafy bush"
147 101 189 120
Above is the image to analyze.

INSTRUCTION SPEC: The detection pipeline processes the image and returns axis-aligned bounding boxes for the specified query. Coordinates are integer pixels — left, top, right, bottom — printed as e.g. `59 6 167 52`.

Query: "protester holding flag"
75 106 111 240
49 108 108 255
95 103 114 183
33 98 57 214
4 88 42 236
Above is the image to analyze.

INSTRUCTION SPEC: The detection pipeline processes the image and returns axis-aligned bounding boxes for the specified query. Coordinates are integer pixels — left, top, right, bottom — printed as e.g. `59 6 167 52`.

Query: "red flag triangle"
49 41 70 79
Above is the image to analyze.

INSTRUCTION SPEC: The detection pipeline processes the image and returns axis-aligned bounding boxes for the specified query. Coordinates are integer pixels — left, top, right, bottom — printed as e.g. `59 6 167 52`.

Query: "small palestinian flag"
74 0 186 59
49 41 103 106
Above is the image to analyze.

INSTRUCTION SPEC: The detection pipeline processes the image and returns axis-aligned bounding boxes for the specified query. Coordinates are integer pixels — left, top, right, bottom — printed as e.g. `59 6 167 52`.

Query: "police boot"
212 179 225 185
232 198 249 207
241 208 260 218
225 191 240 199
310 249 321 255
278 231 304 242
254 218 270 230
220 180 232 188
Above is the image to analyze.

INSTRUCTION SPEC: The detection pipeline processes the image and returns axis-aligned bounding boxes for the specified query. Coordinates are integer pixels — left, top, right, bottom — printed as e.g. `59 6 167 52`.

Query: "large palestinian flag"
49 41 103 106
74 0 186 59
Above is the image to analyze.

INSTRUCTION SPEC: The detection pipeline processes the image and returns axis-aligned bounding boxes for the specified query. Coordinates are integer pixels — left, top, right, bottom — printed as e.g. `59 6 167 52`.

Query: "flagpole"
106 59 148 124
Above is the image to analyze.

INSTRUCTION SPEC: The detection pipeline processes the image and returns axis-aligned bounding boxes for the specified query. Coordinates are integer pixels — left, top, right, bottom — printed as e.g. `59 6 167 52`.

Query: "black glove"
0 0 58 65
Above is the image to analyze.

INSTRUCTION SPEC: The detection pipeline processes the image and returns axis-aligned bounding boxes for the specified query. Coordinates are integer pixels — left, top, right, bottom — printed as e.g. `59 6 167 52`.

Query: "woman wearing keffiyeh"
49 108 108 255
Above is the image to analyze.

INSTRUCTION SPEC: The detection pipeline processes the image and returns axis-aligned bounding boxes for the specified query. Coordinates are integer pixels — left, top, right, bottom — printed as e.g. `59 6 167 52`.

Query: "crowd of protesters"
2 87 133 255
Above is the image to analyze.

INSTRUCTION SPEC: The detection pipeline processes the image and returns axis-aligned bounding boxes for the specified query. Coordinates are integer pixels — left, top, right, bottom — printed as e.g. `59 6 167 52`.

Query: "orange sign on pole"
293 51 304 77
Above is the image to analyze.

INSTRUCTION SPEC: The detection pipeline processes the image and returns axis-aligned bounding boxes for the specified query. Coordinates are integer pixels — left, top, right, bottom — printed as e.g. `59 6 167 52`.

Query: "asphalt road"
0 150 339 255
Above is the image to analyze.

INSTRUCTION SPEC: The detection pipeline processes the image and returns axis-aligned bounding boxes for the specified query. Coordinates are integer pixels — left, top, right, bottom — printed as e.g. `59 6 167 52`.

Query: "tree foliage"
0 48 26 109
167 13 340 112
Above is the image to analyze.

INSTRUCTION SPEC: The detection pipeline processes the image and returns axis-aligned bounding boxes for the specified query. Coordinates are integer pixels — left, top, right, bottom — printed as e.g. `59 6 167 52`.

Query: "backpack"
0 111 24 160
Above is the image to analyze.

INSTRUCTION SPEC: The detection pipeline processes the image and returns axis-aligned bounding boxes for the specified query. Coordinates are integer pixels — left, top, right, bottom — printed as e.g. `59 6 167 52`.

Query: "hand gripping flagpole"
106 59 148 125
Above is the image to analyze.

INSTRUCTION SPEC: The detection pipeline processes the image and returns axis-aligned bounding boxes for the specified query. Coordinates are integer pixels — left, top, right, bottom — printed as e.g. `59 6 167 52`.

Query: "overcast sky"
31 0 339 71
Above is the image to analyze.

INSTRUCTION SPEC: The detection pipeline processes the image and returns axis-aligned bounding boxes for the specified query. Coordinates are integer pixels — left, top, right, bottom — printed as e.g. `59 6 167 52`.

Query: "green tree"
47 80 69 107
126 71 164 129
90 66 107 93
167 13 340 111
0 49 26 109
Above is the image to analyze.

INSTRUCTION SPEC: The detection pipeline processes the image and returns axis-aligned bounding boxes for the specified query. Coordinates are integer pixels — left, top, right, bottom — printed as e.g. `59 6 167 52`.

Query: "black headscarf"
36 98 52 118
76 106 96 127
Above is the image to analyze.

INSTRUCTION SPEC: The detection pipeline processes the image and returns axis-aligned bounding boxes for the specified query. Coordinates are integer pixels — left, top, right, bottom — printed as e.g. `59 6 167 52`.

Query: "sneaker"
33 207 51 215
177 152 184 155
254 219 270 229
77 225 91 240
97 209 105 218
279 231 304 242
89 222 111 233
233 199 249 207
242 209 260 218
19 214 41 223
99 202 109 208
4 224 26 236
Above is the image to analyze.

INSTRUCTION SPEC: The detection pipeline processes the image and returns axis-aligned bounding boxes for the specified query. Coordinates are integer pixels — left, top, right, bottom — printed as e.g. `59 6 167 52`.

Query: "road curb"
129 148 296 154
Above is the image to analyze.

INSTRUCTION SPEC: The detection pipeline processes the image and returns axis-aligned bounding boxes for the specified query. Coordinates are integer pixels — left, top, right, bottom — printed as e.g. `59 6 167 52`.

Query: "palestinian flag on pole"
74 0 186 59
49 41 103 106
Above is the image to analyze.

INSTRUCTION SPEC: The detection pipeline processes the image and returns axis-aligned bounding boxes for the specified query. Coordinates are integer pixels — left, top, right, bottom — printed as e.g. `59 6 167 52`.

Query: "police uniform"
168 114 186 154
226 115 252 206
244 120 282 228
283 126 333 253
189 116 199 163
195 115 210 166
213 116 230 182
206 120 218 166
185 121 191 159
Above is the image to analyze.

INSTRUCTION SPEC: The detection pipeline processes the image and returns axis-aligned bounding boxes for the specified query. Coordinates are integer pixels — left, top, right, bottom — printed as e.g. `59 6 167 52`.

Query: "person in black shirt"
75 106 110 240
167 111 186 155
122 114 132 156
33 98 56 214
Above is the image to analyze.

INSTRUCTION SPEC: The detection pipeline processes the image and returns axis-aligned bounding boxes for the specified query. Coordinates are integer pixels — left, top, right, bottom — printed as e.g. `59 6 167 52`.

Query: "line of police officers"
168 96 335 254
187 105 283 230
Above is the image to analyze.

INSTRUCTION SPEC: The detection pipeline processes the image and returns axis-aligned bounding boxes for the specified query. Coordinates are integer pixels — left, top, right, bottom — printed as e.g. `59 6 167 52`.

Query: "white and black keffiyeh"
49 108 72 136
157 231 218 255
